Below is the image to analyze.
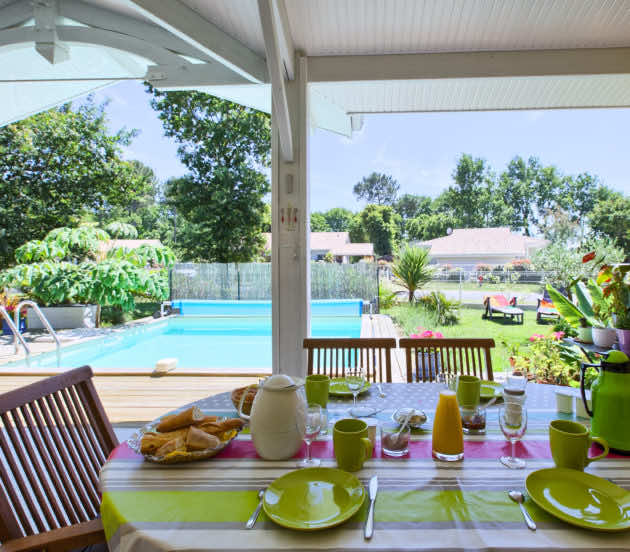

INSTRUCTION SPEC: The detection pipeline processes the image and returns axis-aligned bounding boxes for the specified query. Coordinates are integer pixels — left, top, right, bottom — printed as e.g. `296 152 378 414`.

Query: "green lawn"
383 304 557 376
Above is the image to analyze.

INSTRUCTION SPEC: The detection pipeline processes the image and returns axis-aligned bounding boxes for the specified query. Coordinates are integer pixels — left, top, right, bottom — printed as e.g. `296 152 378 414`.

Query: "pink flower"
421 330 434 338
434 331 444 339
529 333 544 342
409 333 421 338
410 328 444 339
552 331 565 340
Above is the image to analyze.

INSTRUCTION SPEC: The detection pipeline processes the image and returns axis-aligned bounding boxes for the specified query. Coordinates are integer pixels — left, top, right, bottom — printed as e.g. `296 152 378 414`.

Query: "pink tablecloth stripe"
109 438 570 461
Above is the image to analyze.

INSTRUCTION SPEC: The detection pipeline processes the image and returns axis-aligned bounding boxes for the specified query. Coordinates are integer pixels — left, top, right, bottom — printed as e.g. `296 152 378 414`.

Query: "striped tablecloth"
99 383 630 551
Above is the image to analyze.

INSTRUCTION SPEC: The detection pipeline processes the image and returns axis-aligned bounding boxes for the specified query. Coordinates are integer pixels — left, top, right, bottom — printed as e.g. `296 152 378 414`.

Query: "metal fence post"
376 264 380 314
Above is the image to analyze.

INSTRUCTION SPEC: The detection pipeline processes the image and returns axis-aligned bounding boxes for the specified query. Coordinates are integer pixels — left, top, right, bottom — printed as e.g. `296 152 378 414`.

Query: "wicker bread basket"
231 384 258 416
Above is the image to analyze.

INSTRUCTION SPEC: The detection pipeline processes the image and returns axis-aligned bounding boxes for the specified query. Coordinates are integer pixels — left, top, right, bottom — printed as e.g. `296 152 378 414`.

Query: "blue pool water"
8 300 362 371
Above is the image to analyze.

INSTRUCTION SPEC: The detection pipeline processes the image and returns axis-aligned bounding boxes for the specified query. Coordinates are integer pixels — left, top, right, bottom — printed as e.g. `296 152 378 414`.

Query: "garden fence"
170 262 379 309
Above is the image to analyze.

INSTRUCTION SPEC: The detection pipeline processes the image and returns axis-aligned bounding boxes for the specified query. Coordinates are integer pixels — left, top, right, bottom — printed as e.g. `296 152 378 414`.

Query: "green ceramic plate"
328 378 371 396
480 380 501 401
526 468 630 532
262 467 366 531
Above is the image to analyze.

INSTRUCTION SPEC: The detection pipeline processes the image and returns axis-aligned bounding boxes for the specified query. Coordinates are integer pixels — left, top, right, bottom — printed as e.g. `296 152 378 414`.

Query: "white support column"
271 55 310 378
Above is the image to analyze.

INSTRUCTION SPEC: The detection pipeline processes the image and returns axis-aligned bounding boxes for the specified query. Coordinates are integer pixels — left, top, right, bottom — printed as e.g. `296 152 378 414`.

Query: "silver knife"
364 475 378 539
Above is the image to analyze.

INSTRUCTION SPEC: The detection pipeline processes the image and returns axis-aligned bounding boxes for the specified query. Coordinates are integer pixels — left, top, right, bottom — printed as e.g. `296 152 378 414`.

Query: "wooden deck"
0 314 402 424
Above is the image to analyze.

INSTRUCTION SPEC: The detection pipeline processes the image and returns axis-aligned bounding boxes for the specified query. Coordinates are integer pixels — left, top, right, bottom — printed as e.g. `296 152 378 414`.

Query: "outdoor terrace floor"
0 314 402 425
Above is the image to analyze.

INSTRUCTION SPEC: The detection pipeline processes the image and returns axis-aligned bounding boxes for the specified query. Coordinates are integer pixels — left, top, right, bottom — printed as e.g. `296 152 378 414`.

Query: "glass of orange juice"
432 390 464 461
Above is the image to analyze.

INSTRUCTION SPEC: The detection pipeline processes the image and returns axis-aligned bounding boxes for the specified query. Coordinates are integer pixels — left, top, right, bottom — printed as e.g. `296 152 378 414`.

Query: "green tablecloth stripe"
101 489 553 540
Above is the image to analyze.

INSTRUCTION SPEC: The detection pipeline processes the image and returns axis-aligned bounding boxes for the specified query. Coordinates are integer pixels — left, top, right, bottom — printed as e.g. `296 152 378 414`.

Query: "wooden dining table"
99 382 630 551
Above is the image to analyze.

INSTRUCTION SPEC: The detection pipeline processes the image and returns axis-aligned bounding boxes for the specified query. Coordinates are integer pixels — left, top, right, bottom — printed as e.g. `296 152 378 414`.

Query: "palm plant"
391 245 434 303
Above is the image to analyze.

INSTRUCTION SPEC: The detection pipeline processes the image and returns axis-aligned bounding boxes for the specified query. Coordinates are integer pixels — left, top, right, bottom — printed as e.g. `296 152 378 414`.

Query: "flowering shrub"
409 326 444 339
475 263 493 272
509 259 531 271
514 331 583 386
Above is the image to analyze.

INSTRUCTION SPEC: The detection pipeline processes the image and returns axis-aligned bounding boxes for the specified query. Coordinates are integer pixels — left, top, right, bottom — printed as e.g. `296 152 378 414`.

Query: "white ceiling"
3 0 630 127
195 0 630 56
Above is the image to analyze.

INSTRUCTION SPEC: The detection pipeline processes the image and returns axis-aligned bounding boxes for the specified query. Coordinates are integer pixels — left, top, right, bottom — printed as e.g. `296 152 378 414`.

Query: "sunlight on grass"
383 305 554 376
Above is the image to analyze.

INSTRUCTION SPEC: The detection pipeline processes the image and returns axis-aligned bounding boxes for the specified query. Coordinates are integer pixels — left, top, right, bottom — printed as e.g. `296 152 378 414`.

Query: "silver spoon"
246 489 265 529
508 490 536 531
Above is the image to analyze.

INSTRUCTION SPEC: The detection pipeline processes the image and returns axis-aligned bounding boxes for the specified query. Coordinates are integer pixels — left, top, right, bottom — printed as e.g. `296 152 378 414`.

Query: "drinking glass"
498 404 528 469
345 369 369 417
298 404 322 468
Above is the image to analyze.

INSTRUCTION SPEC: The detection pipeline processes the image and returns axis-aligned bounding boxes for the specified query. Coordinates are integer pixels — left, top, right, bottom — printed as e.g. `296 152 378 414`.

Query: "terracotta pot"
591 327 617 348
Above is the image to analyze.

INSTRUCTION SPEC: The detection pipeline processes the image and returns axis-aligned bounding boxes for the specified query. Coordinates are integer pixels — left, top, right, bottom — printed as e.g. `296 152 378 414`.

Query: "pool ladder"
0 306 31 355
8 301 60 356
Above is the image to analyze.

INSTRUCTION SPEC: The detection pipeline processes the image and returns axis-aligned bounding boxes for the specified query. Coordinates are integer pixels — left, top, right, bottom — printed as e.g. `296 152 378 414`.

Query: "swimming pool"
5 300 363 371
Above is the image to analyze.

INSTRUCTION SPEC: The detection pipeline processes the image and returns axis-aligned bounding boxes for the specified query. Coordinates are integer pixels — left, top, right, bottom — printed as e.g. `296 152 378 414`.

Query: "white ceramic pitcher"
238 374 307 460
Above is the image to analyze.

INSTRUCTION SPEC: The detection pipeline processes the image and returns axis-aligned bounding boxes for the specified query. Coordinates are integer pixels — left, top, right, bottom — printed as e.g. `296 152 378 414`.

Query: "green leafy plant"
417 291 460 325
0 223 174 321
391 245 434 303
514 332 585 386
378 283 397 310
597 264 630 329
104 221 139 239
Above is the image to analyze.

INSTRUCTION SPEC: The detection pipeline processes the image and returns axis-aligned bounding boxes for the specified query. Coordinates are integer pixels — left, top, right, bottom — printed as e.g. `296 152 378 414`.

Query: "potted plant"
0 224 174 329
500 339 521 368
0 292 26 335
546 280 616 348
596 263 630 354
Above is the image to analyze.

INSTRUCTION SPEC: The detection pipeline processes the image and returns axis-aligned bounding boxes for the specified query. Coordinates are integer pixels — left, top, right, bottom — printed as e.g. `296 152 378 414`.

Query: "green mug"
333 418 373 472
549 419 609 471
456 375 481 408
305 374 330 408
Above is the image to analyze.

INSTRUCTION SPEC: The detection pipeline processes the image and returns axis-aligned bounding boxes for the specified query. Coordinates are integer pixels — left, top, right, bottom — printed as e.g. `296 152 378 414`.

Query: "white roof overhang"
3 0 630 136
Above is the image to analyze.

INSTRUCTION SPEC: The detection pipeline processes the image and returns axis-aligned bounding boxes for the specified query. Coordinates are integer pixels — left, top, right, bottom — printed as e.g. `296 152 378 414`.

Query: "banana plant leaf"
546 284 597 328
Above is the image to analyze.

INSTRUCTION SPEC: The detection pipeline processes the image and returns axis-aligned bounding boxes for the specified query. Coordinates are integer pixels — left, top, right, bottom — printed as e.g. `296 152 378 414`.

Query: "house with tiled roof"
263 232 374 263
414 227 548 269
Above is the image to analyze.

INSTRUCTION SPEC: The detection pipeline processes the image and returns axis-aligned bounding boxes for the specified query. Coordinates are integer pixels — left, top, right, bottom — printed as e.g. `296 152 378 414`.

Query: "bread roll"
186 426 221 451
156 406 203 432
140 428 188 455
220 418 245 431
197 422 224 435
155 435 185 457
193 415 219 426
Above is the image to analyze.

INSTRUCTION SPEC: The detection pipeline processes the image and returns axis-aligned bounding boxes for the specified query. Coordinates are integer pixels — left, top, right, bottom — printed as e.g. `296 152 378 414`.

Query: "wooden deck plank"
0 375 259 424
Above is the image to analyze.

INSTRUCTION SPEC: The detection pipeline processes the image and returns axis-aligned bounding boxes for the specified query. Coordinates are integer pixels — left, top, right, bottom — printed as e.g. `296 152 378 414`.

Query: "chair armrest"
1 519 105 552
509 297 517 306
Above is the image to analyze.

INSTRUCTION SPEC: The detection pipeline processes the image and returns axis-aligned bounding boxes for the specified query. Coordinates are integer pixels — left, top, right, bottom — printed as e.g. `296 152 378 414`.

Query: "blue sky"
90 81 630 212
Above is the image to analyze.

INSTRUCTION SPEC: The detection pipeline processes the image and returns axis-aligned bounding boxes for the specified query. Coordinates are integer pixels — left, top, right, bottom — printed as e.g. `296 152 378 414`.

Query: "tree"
310 212 331 232
531 237 624 291
441 154 492 228
0 99 146 265
564 173 599 232
353 172 400 205
498 156 540 235
589 194 630 254
149 88 270 262
394 194 432 220
349 205 400 256
323 207 354 232
391 245 434 303
540 208 580 244
406 212 459 241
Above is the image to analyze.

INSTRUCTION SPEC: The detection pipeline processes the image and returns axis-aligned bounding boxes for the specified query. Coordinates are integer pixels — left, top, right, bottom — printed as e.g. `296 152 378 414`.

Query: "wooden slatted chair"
303 338 397 382
0 366 118 552
399 338 495 383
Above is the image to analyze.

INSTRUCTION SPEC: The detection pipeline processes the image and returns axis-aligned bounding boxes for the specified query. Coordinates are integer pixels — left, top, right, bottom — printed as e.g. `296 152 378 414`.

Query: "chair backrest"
303 338 397 382
487 295 509 308
0 366 118 543
399 338 495 382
